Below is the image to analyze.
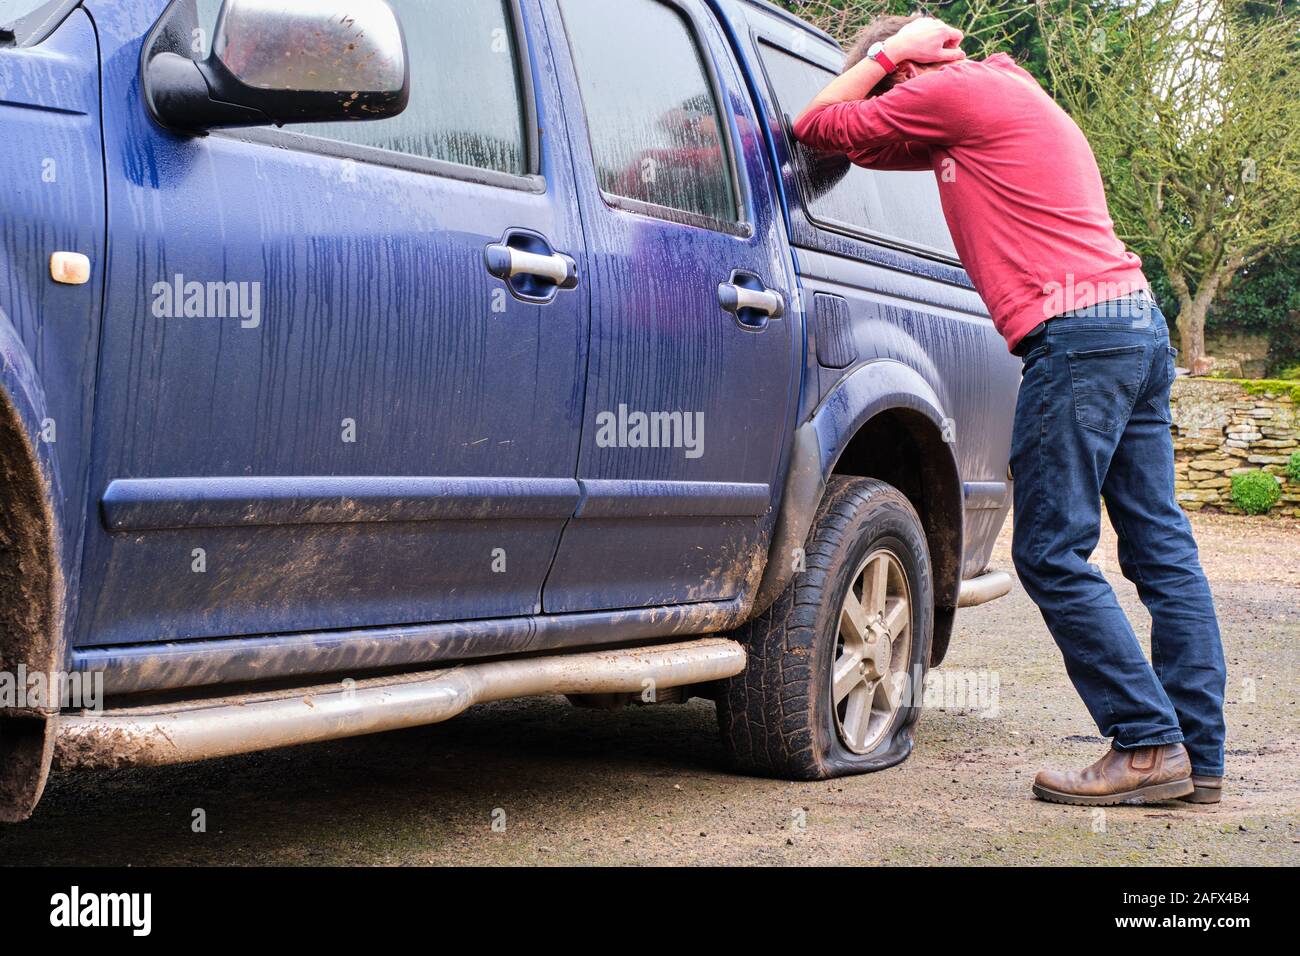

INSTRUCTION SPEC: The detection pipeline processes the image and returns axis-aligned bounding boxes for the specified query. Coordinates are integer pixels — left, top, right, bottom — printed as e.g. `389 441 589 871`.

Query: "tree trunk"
1176 266 1233 376
1179 299 1210 374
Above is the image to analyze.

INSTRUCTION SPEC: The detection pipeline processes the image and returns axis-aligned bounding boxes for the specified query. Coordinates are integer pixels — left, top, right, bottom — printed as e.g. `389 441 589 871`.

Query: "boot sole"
1177 786 1222 805
1032 777 1195 807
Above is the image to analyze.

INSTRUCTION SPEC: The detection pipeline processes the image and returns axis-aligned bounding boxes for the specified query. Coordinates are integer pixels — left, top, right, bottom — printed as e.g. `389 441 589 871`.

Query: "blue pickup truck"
0 0 1020 820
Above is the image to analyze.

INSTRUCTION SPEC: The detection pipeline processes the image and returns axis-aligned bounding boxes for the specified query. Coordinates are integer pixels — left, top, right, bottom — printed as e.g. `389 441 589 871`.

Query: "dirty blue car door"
540 0 800 612
76 0 590 646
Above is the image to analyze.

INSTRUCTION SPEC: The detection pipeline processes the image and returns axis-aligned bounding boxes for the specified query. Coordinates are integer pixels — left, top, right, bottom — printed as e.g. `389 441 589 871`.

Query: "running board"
957 570 1013 608
54 639 746 771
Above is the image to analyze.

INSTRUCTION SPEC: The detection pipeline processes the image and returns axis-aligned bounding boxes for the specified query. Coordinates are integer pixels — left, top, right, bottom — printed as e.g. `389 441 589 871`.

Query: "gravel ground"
3 511 1296 866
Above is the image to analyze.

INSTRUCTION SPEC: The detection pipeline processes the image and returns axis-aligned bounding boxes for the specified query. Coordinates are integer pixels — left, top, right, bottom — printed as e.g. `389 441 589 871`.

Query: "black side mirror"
145 0 410 132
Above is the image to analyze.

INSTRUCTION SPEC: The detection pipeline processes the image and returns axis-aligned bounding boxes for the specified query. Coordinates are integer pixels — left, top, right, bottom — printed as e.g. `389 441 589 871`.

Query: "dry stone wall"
1171 378 1299 516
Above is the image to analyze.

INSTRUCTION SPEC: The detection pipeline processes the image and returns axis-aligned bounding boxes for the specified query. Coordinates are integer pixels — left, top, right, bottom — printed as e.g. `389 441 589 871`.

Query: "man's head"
844 14 961 96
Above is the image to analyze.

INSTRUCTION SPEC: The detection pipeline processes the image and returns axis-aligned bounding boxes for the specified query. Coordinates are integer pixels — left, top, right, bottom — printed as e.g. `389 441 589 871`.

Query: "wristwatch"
867 40 897 74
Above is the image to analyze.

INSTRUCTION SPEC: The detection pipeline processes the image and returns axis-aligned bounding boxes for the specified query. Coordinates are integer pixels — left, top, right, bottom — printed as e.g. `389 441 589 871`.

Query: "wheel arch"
0 316 65 822
753 360 964 664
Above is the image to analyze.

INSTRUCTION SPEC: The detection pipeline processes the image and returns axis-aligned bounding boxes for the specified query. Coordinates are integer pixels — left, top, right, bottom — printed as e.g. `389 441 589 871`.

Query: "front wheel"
717 476 934 779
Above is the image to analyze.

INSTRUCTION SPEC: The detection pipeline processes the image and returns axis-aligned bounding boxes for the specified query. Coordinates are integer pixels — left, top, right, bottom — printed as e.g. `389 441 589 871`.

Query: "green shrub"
1287 452 1300 484
1278 364 1300 382
1231 471 1282 515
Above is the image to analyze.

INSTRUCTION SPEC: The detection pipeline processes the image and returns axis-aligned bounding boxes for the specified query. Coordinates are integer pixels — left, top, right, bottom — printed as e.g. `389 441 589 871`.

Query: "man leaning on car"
794 14 1227 807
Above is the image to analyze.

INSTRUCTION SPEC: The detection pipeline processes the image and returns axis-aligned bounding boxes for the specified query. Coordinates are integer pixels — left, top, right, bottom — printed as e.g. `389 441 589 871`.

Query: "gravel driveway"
3 511 1296 865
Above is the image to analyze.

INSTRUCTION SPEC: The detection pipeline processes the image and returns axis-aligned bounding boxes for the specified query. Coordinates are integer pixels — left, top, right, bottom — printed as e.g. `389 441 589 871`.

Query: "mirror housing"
146 0 409 133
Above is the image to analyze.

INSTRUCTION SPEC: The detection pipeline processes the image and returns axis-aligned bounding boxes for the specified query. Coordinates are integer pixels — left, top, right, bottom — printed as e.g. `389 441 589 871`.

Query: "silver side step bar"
55 638 747 771
957 570 1014 608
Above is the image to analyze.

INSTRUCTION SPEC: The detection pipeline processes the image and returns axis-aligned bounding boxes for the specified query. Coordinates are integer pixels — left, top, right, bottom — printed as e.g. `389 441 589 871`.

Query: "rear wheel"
717 476 933 779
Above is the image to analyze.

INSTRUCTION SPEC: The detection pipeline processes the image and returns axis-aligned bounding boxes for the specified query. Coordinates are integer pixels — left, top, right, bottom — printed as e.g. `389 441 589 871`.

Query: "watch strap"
869 42 897 74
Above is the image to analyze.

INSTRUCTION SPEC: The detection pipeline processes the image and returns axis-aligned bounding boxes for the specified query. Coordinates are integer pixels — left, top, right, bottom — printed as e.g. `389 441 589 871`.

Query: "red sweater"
793 54 1147 351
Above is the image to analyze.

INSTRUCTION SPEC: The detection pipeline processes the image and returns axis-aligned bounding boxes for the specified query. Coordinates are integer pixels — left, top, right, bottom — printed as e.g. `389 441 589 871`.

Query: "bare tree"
1041 0 1300 373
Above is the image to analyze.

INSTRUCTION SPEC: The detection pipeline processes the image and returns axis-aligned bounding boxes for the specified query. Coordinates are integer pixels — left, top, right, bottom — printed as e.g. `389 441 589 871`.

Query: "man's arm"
849 141 933 171
794 18 968 156
800 17 965 115
793 74 975 158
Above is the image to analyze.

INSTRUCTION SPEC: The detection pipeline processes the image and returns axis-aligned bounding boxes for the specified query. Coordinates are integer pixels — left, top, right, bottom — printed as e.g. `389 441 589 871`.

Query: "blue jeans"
1010 296 1226 776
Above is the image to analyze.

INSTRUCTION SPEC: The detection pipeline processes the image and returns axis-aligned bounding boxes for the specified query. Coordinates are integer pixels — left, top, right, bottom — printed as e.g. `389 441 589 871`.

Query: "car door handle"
485 230 578 303
720 284 783 316
718 271 783 331
487 246 578 286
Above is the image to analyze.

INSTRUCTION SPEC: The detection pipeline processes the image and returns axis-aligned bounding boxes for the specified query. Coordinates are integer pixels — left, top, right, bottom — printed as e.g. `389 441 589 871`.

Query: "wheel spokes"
830 548 915 756
874 670 908 714
881 595 909 642
840 589 872 647
832 648 865 705
842 683 873 750
866 555 889 615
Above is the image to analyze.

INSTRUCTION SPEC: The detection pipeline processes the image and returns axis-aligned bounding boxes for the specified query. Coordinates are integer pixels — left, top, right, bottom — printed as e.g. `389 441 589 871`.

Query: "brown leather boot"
1033 743 1194 806
1177 774 1223 804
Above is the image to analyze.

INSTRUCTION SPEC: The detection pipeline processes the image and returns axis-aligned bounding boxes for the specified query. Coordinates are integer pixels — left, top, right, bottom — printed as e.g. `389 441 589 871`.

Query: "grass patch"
1202 376 1300 403
1237 379 1300 403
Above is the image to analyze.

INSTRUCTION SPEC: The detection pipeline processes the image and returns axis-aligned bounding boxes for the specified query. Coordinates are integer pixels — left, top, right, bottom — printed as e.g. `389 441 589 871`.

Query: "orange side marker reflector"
50 251 91 285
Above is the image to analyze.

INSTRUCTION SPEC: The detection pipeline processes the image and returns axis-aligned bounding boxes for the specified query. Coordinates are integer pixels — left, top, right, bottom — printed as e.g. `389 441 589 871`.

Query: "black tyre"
717 476 934 779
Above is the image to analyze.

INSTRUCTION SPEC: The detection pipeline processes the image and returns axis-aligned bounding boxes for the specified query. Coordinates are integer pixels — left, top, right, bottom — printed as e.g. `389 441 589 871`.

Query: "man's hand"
885 17 966 66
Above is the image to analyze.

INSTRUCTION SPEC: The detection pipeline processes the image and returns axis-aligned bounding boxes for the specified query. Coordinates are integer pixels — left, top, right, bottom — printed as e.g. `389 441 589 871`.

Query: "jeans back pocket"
1146 346 1178 423
1067 345 1147 433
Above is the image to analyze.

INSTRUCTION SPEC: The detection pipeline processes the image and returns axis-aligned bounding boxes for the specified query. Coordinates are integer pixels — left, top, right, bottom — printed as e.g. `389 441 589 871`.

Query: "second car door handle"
719 284 784 316
718 271 784 331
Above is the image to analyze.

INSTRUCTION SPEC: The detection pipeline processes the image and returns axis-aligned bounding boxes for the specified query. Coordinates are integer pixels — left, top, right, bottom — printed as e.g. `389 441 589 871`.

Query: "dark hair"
843 14 922 95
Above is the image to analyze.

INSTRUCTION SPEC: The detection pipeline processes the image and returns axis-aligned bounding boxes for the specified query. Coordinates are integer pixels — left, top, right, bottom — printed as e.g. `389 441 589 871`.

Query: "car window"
759 42 958 259
194 0 529 176
558 0 737 225
0 0 75 44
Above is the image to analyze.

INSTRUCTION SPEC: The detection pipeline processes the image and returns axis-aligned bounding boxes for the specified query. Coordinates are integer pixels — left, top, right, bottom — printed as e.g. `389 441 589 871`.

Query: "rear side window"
558 0 738 226
760 43 958 259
